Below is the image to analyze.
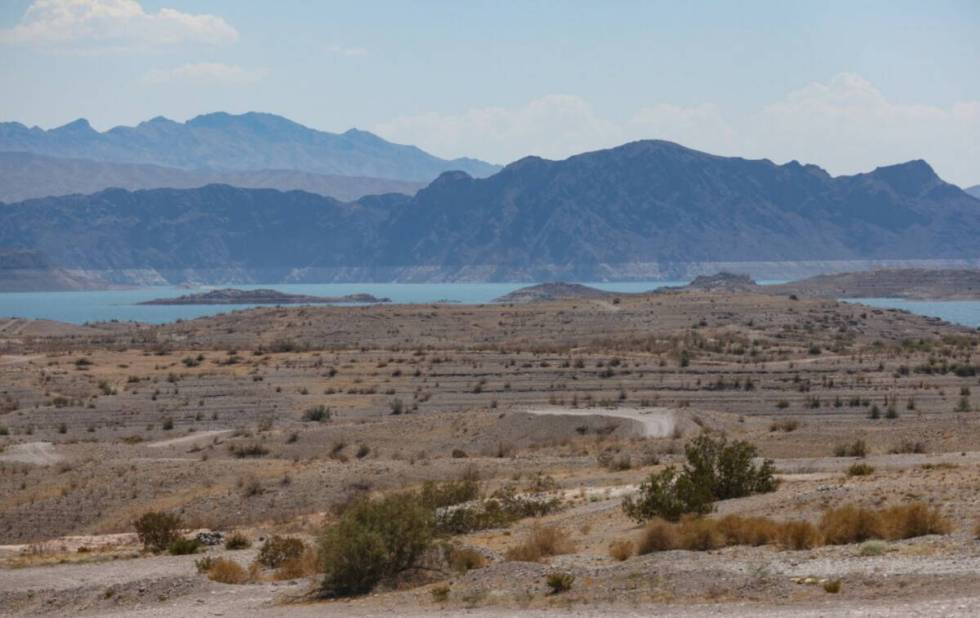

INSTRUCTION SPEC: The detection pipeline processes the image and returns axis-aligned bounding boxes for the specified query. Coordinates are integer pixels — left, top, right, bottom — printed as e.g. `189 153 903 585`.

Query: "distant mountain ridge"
0 151 424 203
967 185 980 199
0 112 499 182
1 139 978 289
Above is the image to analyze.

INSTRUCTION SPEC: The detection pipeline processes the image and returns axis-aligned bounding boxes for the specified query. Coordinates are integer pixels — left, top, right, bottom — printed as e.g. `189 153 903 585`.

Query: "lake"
0 283 977 328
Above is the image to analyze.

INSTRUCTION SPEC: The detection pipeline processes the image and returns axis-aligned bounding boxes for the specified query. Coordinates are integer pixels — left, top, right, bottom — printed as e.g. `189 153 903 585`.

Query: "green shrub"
168 537 201 555
623 434 775 522
318 492 434 598
133 511 183 553
257 536 306 568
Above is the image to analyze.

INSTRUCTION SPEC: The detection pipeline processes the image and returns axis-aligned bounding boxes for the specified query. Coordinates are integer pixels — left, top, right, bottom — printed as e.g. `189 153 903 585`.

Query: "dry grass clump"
777 521 821 550
608 539 633 561
224 531 251 550
818 505 884 544
256 536 306 568
716 515 780 547
633 505 944 554
878 503 951 540
205 557 250 584
636 518 680 555
819 503 950 544
677 517 725 551
505 525 575 562
274 545 319 580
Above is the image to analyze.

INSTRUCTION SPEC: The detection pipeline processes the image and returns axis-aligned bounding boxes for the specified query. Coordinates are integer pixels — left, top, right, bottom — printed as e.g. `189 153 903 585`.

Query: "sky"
0 0 978 185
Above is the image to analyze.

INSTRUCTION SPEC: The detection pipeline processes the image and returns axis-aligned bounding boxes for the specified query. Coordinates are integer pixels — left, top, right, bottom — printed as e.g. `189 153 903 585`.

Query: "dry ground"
0 290 978 616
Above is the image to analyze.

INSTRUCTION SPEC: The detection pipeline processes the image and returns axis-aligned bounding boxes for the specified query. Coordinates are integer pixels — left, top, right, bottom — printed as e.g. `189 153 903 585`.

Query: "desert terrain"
1 288 979 616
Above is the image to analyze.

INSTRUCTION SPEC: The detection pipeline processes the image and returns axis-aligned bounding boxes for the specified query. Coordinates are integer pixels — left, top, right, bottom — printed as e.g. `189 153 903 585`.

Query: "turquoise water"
0 284 976 327
846 298 980 329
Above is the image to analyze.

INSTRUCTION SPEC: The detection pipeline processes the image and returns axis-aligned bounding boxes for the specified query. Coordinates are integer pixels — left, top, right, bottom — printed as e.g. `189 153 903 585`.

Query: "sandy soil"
0 441 63 465
0 291 978 616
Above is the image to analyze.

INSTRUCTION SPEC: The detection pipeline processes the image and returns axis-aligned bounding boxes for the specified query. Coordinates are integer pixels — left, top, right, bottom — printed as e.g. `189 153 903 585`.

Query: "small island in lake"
139 288 391 305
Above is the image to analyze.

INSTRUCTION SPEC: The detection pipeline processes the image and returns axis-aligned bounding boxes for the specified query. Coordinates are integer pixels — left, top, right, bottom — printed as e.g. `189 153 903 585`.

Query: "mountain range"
0 151 424 203
1 140 978 290
0 112 499 182
967 185 980 199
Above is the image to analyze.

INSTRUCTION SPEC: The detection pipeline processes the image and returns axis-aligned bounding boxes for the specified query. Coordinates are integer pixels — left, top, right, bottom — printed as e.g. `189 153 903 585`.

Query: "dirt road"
524 406 676 438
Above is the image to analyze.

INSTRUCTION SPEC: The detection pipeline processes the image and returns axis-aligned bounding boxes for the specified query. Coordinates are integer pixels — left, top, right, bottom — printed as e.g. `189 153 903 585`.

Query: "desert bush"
777 520 821 550
676 517 725 551
504 525 575 562
546 571 574 594
302 405 332 422
608 539 633 561
224 532 251 550
274 545 319 580
622 467 712 523
716 514 780 546
133 511 183 553
819 505 882 545
433 485 560 535
623 434 775 522
257 536 306 569
823 579 842 593
636 518 680 554
168 537 201 555
878 503 951 540
847 463 875 477
205 557 250 584
194 556 215 573
318 492 434 597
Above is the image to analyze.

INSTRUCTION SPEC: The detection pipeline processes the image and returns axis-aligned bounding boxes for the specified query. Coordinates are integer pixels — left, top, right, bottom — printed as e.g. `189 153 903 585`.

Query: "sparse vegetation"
133 511 183 553
317 492 434 597
623 434 775 522
505 525 575 562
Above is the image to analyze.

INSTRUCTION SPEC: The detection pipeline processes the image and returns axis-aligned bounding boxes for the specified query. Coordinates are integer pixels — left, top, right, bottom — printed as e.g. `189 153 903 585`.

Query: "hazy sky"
1 0 978 185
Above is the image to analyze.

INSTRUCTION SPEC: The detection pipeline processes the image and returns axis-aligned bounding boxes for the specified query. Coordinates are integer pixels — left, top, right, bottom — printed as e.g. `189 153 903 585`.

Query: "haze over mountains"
1 139 977 290
0 111 499 186
0 151 424 203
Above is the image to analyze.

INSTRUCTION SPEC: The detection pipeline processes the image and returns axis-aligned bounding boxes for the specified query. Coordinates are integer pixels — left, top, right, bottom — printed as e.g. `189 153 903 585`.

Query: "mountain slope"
1 140 978 288
0 185 409 286
376 141 980 278
0 151 424 202
967 185 980 199
0 113 499 182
